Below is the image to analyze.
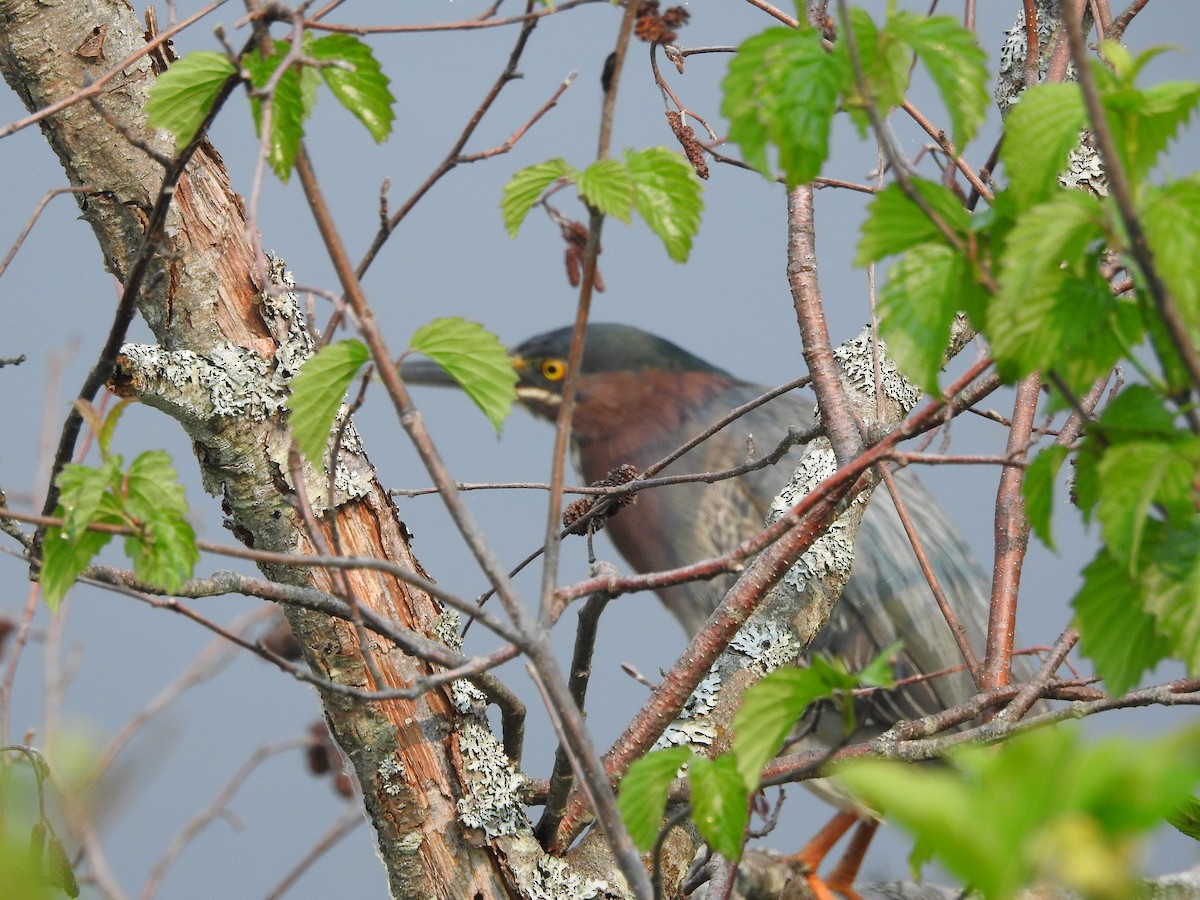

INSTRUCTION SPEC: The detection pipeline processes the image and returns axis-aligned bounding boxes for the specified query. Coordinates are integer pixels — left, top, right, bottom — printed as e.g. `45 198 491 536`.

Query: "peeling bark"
0 1 511 895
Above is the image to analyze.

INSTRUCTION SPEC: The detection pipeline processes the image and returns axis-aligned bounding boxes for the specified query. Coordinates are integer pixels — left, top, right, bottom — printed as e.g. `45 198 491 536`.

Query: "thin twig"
984 372 1040 693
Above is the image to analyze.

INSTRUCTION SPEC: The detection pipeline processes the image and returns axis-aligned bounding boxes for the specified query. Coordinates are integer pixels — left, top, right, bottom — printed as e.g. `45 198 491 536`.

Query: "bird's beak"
400 353 533 393
398 356 463 387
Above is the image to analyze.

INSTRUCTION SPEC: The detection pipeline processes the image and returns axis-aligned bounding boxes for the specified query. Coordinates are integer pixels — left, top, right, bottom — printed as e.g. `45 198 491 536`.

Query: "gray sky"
1 2 1198 896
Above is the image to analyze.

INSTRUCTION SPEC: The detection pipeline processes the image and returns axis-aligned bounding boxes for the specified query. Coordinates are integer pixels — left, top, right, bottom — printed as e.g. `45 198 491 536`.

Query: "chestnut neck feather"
569 370 739 482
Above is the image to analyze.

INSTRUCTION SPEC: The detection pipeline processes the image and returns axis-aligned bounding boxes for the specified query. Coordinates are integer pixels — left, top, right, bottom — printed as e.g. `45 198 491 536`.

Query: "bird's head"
401 323 741 473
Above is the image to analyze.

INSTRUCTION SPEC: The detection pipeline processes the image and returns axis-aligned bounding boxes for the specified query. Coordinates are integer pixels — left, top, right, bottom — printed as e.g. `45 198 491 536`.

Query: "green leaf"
840 8 908 134
145 51 236 147
1140 176 1200 329
55 458 121 541
1096 384 1180 439
731 666 839 791
687 754 750 861
990 192 1142 393
1102 79 1200 189
856 642 901 689
286 339 370 464
1001 84 1087 209
1023 445 1070 550
1096 440 1197 569
1142 521 1200 682
843 726 1200 899
408 318 517 433
121 451 197 593
501 158 577 237
1073 548 1170 696
625 147 704 263
41 519 115 612
1168 795 1200 841
124 510 197 593
888 12 989 150
878 243 986 392
124 450 190 521
856 179 971 265
721 26 849 187
245 42 307 182
617 746 692 851
576 159 634 223
309 34 395 142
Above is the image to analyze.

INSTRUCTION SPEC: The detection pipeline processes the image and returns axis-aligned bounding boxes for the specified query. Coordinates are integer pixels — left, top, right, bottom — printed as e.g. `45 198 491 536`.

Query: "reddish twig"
984 372 1041 693
788 184 862 464
877 464 983 686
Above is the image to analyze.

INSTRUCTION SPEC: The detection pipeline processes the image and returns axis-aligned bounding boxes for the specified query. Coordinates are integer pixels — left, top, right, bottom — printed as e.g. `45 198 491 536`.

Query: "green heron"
403 323 995 896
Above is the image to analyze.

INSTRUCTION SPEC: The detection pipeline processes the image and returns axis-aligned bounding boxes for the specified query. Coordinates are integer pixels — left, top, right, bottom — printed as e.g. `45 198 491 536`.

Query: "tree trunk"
0 1 514 895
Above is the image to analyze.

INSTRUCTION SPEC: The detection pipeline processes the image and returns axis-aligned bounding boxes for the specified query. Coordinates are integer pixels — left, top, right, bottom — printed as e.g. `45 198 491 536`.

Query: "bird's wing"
653 385 997 731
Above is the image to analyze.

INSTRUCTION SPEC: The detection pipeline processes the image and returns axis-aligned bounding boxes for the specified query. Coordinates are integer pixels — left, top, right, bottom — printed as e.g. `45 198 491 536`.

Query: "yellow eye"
541 358 566 381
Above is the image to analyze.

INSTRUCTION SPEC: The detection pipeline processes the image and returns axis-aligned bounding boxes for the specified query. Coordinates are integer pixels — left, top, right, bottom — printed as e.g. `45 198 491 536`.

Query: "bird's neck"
572 370 739 482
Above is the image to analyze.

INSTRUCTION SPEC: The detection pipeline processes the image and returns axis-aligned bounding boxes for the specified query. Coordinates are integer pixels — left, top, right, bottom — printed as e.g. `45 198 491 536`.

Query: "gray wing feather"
649 385 997 730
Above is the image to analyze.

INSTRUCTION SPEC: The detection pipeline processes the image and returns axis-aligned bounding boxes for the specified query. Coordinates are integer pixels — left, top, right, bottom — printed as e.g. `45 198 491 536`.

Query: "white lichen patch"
767 445 862 587
679 664 722 720
118 253 373 508
430 609 463 648
455 722 527 838
730 620 802 674
427 610 487 713
832 329 922 413
1061 135 1108 196
653 719 717 751
513 853 609 900
378 754 408 796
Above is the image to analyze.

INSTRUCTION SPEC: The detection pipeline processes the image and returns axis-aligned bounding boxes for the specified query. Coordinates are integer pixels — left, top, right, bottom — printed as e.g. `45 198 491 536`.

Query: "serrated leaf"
124 450 190 521
287 339 370 464
125 510 197 593
878 243 984 392
577 159 634 223
1103 79 1200 189
1142 521 1200 682
721 26 849 187
841 8 908 134
1073 548 1170 696
990 192 1142 393
55 458 121 541
501 158 577 237
1096 441 1195 569
1001 84 1087 209
731 667 839 791
245 42 307 182
145 51 236 147
408 318 517 433
625 147 704 263
120 451 198 592
1023 445 1069 550
41 521 115 612
856 180 971 265
310 34 395 142
1097 384 1179 439
889 12 988 150
617 746 692 851
1140 176 1200 329
687 754 750 861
